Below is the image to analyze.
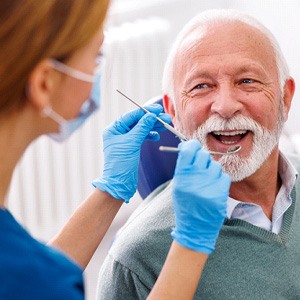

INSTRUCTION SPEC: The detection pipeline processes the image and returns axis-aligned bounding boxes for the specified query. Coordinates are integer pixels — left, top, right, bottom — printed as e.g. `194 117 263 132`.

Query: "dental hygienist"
0 1 231 299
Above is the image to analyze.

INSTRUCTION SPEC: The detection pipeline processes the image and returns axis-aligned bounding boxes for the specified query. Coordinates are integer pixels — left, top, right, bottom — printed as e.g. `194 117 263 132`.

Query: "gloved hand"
92 104 171 203
171 140 231 254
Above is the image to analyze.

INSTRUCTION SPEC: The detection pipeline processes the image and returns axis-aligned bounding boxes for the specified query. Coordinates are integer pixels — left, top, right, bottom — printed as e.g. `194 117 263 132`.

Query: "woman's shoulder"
0 209 84 299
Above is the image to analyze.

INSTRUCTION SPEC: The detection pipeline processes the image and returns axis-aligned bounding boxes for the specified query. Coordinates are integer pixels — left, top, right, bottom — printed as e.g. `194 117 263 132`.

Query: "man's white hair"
162 9 290 101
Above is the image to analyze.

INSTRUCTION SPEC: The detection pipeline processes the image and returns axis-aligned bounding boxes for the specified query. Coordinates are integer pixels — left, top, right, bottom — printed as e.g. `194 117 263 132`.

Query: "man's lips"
210 130 249 145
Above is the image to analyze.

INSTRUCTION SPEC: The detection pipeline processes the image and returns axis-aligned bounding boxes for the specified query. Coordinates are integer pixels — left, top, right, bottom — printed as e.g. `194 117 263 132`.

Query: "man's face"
166 22 292 181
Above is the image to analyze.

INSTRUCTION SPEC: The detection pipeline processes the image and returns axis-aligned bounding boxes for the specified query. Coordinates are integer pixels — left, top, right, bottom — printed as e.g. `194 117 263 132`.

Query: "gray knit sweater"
97 154 300 299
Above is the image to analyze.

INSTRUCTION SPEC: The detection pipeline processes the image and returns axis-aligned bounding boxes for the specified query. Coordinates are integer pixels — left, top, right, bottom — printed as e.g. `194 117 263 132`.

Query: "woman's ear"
26 59 57 112
163 94 176 119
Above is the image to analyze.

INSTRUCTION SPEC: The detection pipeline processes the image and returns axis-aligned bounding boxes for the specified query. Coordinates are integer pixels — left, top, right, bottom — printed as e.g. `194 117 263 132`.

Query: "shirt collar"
226 151 298 218
278 150 298 183
227 197 241 218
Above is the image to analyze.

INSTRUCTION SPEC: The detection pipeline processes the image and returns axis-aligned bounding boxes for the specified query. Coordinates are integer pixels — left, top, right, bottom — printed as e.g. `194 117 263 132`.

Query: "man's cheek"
185 119 202 136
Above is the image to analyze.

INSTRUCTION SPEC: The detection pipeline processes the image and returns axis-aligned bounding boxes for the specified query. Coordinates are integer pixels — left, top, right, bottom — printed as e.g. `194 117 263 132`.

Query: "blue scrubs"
0 209 84 299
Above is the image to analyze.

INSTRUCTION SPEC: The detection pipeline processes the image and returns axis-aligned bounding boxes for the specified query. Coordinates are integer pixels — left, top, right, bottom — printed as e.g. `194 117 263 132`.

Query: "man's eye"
241 78 254 84
194 83 208 89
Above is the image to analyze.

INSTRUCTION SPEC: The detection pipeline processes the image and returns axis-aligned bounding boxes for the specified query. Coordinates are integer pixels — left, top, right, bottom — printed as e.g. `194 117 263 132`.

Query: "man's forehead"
178 21 272 56
175 21 276 74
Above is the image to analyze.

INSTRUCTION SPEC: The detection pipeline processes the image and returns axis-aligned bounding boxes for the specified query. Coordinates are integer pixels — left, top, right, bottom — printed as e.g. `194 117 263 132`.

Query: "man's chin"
219 154 258 182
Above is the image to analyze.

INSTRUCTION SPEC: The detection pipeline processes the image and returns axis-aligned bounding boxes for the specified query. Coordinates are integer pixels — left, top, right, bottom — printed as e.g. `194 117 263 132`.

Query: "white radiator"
6 17 171 241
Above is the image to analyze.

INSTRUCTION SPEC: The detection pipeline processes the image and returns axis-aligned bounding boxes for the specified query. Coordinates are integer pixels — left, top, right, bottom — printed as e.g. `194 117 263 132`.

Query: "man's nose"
210 86 243 118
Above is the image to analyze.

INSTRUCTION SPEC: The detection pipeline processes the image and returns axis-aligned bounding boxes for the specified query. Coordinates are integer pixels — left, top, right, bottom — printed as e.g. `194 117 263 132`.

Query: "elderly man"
97 9 300 299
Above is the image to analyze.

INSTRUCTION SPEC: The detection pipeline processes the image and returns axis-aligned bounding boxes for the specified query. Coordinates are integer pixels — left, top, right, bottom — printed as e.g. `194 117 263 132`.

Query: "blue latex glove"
93 104 171 203
171 140 231 254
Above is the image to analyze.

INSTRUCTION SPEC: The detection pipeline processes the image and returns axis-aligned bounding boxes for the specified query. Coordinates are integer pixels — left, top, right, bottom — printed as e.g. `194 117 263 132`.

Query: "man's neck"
229 149 281 220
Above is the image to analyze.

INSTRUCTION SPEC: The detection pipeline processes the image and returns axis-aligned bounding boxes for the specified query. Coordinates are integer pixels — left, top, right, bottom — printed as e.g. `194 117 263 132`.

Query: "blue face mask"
41 60 101 142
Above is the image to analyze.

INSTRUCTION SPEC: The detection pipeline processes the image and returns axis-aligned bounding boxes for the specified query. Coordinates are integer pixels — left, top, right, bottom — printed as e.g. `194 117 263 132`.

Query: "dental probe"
159 145 241 156
116 89 187 141
116 90 241 156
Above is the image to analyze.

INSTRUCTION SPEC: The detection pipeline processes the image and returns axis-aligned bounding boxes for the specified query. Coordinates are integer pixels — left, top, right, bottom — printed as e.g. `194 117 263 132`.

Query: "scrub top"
0 209 84 300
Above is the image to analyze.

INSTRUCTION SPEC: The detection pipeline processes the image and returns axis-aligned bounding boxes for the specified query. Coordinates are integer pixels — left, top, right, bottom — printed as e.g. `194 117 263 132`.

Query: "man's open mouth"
210 130 249 144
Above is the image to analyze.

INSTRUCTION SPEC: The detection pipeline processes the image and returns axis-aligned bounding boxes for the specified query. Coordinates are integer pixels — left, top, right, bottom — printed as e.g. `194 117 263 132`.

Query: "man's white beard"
177 111 284 182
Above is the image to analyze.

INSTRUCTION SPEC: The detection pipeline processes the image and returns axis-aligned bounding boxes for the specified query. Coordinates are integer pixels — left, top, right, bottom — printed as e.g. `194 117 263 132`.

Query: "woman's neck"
0 108 38 206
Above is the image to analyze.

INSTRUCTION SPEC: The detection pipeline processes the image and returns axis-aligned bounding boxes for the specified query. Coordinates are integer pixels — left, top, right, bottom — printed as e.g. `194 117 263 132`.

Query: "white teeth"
212 130 247 136
222 141 236 144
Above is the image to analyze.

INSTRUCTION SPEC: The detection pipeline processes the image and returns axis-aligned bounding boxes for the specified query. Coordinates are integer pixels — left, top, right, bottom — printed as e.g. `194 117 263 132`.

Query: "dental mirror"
159 145 241 156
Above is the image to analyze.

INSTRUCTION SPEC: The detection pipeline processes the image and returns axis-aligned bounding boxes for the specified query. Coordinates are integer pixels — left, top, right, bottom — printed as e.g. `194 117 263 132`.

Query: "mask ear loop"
51 59 95 83
40 105 66 124
42 60 100 124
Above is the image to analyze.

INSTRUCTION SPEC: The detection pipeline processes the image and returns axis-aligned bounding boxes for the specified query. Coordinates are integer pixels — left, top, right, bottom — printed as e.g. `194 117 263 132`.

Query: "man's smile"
210 130 249 145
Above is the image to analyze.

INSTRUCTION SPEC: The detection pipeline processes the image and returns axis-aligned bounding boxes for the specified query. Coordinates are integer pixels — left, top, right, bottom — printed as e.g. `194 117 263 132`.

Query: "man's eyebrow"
235 64 268 76
184 64 269 84
185 71 214 83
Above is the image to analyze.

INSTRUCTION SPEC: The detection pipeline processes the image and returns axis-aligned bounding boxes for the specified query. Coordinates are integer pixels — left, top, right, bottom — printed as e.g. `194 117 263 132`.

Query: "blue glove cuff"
92 177 133 203
171 228 215 254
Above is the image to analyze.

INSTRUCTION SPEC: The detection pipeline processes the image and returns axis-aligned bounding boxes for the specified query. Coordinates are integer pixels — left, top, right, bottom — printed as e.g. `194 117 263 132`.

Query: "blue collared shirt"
227 152 298 234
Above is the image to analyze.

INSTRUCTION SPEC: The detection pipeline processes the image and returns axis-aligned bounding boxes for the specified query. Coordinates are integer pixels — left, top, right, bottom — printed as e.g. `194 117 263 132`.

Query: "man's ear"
282 77 295 121
163 94 176 119
26 59 57 112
